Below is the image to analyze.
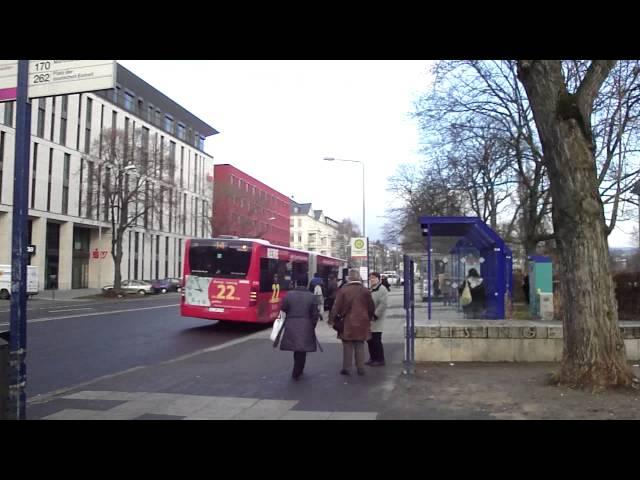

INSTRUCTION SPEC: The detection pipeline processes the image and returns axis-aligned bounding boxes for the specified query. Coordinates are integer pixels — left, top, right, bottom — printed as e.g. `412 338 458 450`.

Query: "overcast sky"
118 60 637 248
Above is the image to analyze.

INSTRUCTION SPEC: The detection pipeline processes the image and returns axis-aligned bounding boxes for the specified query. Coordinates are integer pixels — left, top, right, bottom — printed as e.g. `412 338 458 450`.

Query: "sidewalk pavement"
33 288 103 301
26 289 640 420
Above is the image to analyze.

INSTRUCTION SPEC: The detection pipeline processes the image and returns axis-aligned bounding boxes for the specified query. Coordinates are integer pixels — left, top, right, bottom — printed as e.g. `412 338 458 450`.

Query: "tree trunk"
112 228 124 291
518 60 634 389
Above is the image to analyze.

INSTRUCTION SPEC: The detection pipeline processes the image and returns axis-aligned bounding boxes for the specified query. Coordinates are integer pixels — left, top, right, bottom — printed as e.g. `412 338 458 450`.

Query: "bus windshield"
188 245 252 278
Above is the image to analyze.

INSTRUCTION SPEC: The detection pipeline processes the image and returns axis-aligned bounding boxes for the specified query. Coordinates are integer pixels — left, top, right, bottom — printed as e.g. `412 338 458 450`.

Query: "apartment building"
0 63 218 290
289 201 341 257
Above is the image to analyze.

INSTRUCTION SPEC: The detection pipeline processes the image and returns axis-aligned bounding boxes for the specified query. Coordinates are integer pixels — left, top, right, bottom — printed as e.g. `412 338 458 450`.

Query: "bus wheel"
0 289 10 300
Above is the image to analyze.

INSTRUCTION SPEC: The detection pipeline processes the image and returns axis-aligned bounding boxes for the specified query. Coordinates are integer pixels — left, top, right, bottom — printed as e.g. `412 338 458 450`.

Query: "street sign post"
0 60 116 101
7 59 116 419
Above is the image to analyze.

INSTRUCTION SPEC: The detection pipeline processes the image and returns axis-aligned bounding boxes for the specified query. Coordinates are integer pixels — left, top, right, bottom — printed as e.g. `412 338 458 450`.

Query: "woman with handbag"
277 274 322 381
367 272 388 367
458 268 486 319
329 268 375 376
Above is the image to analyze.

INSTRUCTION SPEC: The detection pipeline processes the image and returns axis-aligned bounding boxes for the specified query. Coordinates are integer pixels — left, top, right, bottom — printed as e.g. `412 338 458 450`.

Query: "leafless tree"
87 127 178 292
518 60 636 389
414 60 553 255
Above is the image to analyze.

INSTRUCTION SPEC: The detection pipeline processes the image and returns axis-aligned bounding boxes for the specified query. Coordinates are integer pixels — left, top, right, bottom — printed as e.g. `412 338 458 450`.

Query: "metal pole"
362 162 369 286
9 60 31 420
427 225 432 321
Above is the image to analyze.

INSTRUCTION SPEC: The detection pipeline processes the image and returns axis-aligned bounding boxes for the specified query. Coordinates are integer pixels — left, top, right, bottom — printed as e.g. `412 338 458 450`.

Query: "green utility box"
528 256 553 318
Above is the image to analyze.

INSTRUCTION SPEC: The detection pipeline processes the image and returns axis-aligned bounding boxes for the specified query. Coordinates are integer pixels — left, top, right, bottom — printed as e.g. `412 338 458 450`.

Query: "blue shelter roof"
419 216 509 253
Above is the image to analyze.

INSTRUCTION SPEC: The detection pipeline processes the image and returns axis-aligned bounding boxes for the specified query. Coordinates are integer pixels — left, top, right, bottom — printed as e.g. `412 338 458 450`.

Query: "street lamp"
323 156 367 282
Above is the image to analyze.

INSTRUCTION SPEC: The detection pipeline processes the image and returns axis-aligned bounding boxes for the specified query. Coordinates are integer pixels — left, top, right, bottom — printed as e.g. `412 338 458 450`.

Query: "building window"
134 232 140 280
84 97 92 153
297 219 302 228
104 167 111 221
290 233 294 243
197 134 205 150
99 104 104 157
37 98 45 138
169 141 176 180
50 97 56 141
86 160 94 219
290 218 294 227
123 92 135 111
180 146 184 188
183 193 187 235
298 233 302 243
78 158 84 217
47 148 53 211
62 153 69 214
141 126 150 170
155 235 160 279
177 123 186 140
60 96 68 146
76 94 82 151
3 101 14 127
165 236 169 278
163 115 173 134
31 143 38 209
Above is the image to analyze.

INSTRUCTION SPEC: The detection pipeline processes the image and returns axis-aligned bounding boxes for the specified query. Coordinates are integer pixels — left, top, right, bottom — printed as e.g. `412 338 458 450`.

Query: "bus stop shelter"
419 216 512 320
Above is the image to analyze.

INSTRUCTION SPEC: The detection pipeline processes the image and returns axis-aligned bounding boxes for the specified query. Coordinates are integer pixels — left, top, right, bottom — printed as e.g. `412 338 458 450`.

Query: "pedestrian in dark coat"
329 268 375 376
279 274 321 380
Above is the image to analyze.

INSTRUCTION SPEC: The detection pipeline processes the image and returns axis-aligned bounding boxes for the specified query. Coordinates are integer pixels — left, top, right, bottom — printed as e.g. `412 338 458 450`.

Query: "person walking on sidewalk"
329 268 375 376
279 274 322 380
324 274 338 322
367 272 388 366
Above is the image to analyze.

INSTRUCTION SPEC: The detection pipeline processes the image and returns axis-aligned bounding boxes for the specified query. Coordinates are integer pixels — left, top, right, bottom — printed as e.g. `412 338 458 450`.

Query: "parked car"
150 278 181 294
102 280 153 295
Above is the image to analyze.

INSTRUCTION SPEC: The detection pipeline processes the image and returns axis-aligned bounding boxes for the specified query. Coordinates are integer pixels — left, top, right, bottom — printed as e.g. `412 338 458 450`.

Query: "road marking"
0 304 179 327
48 307 94 313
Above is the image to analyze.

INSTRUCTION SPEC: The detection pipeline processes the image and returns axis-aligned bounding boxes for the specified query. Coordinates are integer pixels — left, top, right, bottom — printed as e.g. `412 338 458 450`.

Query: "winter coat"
329 281 374 341
459 277 486 315
279 287 320 352
324 281 338 312
370 282 388 333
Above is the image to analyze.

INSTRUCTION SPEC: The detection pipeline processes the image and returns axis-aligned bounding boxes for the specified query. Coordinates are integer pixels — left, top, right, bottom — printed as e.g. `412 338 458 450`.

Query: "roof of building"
100 63 219 138
291 201 312 215
313 210 323 221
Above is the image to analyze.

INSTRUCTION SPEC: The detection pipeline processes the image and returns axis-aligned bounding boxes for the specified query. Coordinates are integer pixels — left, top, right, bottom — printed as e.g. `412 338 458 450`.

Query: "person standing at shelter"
329 268 375 376
459 268 486 318
366 272 388 366
279 274 322 380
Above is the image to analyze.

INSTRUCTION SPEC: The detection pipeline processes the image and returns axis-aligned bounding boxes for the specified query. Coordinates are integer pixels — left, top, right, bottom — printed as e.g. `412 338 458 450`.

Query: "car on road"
150 278 181 294
102 280 153 296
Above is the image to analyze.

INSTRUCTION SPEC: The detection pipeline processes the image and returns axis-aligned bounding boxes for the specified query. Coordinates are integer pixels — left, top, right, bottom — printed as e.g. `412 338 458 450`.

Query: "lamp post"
323 157 367 283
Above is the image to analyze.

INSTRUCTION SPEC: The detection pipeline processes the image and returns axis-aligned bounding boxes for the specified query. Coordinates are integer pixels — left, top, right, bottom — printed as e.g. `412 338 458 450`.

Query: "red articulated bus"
180 237 348 324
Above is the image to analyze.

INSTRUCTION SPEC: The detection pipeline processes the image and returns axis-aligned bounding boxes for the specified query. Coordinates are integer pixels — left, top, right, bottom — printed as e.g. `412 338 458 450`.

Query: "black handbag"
332 313 344 334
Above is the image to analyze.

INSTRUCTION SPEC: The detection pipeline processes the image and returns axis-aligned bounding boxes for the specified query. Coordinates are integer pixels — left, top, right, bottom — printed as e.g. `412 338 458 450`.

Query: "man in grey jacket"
367 272 388 366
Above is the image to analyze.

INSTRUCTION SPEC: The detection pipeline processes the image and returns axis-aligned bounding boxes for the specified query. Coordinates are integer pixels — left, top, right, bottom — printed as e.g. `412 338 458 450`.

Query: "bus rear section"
181 239 261 323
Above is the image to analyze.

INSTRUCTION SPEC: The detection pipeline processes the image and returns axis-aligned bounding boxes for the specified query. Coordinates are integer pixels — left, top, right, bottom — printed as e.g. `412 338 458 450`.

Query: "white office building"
0 64 218 291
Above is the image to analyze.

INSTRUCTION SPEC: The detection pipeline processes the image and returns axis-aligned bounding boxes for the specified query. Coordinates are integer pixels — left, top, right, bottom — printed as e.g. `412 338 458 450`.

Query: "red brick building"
212 164 290 246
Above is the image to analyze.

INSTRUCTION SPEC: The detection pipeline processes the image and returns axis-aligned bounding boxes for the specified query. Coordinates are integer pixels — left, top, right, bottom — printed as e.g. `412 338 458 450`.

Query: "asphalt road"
1 293 268 397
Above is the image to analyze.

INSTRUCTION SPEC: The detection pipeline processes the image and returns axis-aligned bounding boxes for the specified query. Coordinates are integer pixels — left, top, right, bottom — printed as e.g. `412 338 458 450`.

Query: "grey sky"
119 60 636 248
118 60 431 242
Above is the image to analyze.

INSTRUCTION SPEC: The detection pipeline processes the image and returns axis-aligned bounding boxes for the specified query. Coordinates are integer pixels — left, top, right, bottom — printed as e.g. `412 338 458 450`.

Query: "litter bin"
0 330 8 420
